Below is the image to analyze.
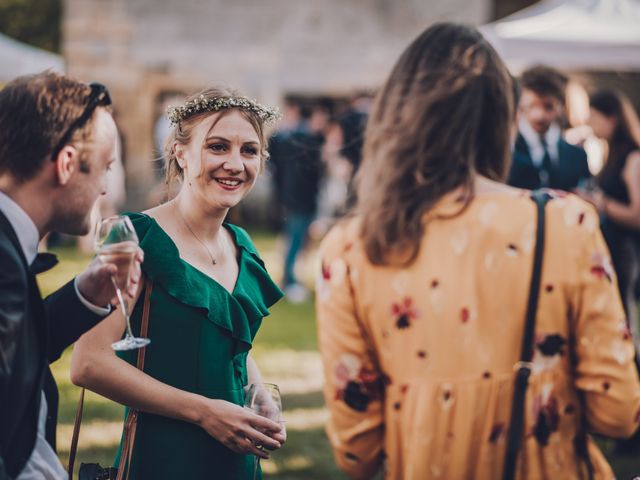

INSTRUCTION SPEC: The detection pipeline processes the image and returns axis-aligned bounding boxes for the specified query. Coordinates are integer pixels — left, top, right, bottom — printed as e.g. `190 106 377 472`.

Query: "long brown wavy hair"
590 89 640 185
356 23 513 266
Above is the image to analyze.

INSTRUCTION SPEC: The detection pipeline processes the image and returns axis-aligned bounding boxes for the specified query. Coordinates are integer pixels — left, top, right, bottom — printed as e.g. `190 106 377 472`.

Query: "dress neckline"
144 213 243 296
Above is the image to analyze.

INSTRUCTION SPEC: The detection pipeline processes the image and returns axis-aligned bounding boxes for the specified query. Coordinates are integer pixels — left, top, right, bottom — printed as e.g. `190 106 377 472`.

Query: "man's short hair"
0 71 103 182
520 65 568 104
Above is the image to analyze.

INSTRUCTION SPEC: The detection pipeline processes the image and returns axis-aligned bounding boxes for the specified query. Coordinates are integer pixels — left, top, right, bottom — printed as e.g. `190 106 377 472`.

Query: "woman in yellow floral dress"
316 23 640 479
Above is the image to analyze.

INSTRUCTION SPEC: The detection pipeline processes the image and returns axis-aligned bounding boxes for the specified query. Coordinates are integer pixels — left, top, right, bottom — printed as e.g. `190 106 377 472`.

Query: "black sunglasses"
51 82 112 160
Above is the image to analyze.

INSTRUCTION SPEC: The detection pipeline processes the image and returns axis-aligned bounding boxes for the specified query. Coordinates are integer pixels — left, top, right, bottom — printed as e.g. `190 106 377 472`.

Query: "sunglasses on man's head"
51 82 112 160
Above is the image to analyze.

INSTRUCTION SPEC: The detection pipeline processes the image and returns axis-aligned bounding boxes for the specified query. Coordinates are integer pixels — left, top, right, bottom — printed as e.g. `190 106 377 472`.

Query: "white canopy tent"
480 0 640 72
0 32 64 84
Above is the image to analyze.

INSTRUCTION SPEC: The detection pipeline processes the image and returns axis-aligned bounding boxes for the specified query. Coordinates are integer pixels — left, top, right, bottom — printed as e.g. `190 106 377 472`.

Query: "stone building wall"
63 0 491 209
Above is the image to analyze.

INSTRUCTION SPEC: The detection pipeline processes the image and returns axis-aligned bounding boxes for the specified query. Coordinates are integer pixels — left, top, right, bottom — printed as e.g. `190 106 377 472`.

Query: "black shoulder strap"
503 190 550 480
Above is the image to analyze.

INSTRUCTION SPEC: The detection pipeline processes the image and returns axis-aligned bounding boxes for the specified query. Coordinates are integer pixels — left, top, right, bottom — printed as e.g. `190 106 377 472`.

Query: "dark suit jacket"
508 133 591 191
269 129 324 215
0 211 104 479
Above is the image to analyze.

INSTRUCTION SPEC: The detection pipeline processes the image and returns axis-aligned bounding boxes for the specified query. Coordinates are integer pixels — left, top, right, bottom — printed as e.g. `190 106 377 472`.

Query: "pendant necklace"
175 202 222 265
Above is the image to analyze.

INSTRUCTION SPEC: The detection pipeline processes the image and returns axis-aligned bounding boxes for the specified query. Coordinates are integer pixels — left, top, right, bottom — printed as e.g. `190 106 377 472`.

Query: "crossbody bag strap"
502 191 550 480
68 281 153 480
67 388 86 478
116 280 152 480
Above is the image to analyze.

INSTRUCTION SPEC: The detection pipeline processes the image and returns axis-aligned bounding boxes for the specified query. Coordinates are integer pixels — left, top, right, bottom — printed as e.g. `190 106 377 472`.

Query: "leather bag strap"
68 280 152 480
116 280 152 480
67 388 85 478
502 191 549 480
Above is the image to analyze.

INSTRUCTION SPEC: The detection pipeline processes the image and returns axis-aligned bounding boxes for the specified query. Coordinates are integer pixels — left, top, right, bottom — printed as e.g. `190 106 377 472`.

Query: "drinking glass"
244 383 283 480
94 215 150 351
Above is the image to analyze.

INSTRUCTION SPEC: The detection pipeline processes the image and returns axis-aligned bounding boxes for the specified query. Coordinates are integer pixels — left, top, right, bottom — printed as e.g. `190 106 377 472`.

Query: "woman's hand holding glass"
244 383 285 479
195 397 283 459
244 383 286 444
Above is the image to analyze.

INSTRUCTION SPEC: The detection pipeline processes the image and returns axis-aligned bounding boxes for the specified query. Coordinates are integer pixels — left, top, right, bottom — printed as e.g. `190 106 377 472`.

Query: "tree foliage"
0 0 61 52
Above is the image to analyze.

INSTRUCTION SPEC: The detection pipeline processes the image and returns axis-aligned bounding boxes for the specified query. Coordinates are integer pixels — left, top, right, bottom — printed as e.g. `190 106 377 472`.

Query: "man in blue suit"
508 66 591 191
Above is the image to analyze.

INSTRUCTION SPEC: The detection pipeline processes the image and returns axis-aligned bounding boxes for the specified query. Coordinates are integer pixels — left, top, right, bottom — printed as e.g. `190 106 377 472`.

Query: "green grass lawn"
40 241 640 479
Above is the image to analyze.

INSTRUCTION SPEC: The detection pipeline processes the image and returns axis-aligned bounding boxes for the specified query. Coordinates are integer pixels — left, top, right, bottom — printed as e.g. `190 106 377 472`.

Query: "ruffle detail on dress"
126 213 283 352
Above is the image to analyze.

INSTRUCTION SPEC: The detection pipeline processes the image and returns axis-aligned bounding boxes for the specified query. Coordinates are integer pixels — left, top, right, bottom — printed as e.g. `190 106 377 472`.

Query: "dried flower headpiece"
167 94 281 126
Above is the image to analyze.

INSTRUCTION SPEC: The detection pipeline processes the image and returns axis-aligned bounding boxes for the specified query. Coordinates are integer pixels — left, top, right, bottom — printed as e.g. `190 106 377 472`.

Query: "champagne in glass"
97 241 138 291
94 215 150 351
244 383 283 480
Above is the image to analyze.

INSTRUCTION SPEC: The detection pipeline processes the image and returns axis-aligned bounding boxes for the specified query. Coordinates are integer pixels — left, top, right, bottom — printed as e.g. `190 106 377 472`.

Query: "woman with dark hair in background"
316 23 640 479
580 89 640 455
581 90 640 346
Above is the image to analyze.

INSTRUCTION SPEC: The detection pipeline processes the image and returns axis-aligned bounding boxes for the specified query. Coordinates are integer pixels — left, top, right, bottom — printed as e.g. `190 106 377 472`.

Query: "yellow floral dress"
316 190 640 480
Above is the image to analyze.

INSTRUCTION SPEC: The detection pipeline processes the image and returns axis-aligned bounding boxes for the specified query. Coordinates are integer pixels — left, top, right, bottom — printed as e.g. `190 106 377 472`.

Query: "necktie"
539 135 553 188
30 252 59 275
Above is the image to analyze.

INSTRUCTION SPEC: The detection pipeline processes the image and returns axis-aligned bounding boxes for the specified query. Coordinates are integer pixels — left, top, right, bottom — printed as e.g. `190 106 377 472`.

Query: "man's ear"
54 145 77 186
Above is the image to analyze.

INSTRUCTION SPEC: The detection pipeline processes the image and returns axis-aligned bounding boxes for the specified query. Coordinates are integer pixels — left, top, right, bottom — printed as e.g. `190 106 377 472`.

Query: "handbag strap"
116 280 152 480
502 191 550 480
67 388 86 478
67 280 152 480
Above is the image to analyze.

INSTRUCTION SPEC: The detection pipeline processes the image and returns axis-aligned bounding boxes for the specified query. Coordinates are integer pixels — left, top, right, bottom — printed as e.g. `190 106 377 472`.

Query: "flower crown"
167 94 281 126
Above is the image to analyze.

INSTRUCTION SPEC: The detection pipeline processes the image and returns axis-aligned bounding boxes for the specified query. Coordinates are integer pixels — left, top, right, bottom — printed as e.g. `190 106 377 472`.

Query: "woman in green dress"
71 87 286 479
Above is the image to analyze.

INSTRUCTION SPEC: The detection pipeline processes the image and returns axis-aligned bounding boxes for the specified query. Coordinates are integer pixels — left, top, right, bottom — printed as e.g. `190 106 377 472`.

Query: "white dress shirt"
519 118 561 167
0 190 109 479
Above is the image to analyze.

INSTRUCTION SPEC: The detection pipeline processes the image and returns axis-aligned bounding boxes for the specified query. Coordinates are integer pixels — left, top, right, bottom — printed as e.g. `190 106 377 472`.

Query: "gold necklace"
175 203 222 265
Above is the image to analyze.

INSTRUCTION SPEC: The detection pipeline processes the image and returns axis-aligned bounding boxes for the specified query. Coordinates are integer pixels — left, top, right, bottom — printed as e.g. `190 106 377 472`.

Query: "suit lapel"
554 139 572 186
0 210 29 269
0 209 48 352
557 139 569 166
515 133 534 167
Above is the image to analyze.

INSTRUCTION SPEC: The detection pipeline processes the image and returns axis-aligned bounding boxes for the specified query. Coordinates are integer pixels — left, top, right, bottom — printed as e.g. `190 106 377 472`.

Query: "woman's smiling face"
176 109 261 211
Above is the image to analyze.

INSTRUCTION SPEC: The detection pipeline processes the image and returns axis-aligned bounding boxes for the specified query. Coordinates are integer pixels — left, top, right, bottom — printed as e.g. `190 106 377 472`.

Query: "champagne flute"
244 383 283 480
94 215 150 351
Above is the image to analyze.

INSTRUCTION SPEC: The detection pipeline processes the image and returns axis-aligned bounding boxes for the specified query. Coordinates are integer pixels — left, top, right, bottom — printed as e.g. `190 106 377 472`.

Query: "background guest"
271 104 328 302
579 90 640 348
336 93 371 207
509 65 591 191
268 99 304 229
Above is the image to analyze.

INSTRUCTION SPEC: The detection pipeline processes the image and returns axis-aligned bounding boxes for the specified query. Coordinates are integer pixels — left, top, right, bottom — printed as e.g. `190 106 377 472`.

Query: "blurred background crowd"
3 0 639 297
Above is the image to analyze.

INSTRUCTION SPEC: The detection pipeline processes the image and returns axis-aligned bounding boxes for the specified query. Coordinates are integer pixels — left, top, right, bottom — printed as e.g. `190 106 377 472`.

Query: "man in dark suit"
271 104 328 302
0 72 142 479
338 93 371 207
508 66 591 191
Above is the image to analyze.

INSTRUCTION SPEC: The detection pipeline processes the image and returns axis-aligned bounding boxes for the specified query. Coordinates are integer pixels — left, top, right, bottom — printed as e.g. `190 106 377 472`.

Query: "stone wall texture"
63 0 491 208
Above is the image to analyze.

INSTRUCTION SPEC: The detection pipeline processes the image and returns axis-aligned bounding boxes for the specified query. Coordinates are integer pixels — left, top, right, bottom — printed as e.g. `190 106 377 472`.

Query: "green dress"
114 213 283 479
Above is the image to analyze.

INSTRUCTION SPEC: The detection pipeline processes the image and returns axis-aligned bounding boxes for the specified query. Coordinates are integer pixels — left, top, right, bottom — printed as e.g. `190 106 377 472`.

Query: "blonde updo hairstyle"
164 86 270 185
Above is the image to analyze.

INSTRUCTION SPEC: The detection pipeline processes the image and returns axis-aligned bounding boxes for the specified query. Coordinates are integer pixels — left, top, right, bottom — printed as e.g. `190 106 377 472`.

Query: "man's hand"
76 247 144 307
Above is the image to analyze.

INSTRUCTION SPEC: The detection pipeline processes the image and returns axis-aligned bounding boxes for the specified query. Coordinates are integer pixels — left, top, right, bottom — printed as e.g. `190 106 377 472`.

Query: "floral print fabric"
316 190 640 480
